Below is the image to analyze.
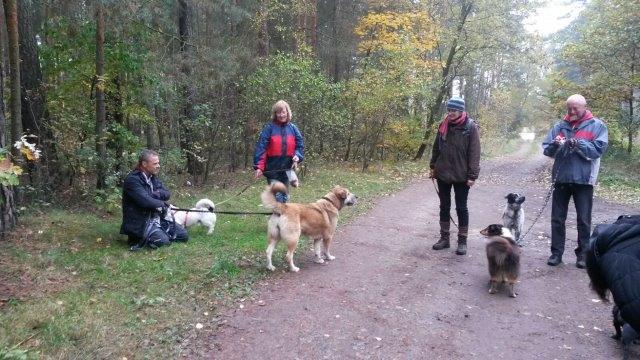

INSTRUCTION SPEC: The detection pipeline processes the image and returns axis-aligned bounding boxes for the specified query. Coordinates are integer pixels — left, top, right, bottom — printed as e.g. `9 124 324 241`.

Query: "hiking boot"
432 221 450 250
455 226 468 255
547 254 562 266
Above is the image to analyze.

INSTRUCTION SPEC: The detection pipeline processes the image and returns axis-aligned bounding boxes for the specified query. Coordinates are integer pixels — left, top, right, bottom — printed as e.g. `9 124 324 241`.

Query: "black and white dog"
502 193 526 246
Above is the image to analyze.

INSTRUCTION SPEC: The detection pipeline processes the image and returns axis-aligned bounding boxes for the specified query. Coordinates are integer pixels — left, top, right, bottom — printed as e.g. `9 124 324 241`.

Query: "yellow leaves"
354 11 438 56
20 146 39 161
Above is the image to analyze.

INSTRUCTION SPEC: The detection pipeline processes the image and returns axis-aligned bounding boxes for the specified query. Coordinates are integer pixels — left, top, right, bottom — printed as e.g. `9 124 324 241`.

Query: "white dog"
168 199 216 235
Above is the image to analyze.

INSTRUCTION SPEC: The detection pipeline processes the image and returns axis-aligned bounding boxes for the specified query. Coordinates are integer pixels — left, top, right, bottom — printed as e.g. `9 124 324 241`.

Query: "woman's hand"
466 179 475 187
255 169 263 179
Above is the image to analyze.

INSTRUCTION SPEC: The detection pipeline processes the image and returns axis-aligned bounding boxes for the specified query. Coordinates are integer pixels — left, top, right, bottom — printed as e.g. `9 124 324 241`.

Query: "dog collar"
322 196 335 205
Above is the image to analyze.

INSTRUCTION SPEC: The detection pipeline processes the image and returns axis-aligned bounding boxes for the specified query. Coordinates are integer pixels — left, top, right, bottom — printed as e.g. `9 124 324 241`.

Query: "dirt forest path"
183 141 637 359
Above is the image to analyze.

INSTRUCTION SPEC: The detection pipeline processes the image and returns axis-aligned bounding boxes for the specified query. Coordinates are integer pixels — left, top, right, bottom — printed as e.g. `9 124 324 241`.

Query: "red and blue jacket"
253 120 304 182
542 116 608 185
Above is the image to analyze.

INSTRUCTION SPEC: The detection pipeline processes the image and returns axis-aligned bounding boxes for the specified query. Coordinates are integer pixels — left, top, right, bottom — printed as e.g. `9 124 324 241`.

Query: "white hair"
566 94 587 106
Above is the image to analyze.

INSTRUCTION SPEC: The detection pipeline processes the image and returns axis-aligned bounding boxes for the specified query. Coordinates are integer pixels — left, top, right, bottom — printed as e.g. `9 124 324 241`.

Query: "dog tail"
195 198 215 212
261 182 287 214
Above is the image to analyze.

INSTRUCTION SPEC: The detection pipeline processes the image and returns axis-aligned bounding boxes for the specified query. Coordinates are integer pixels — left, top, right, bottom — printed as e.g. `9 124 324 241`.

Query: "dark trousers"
267 178 289 203
437 180 470 227
550 183 593 258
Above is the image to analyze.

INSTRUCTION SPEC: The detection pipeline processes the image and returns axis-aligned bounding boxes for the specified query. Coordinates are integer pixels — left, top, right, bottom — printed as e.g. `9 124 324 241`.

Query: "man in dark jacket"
429 97 481 256
586 215 640 334
121 149 188 250
542 94 608 267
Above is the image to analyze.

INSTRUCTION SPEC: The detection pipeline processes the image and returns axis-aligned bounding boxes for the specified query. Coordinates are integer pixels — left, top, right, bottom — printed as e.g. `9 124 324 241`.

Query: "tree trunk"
17 0 44 136
413 1 472 160
258 0 269 57
178 0 198 177
4 0 21 159
1 0 17 236
627 97 634 154
331 0 341 82
310 0 317 53
110 73 125 179
94 1 107 189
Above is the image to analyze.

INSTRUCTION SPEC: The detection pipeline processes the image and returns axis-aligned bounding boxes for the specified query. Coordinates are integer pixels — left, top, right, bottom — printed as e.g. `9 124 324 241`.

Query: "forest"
0 0 638 234
0 0 638 357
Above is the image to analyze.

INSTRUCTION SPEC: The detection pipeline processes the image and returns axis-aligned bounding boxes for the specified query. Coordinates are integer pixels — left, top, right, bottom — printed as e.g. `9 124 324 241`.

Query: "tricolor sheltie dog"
480 224 521 298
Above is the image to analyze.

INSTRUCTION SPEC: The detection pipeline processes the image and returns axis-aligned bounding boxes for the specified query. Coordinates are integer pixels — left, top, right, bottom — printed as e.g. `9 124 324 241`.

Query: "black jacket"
430 117 481 184
589 215 640 332
120 169 170 239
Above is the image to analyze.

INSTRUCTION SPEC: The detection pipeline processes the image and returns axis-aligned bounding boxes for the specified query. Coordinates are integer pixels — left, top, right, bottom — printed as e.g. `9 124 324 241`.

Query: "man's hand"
466 179 475 187
255 169 263 179
554 135 566 146
292 155 299 162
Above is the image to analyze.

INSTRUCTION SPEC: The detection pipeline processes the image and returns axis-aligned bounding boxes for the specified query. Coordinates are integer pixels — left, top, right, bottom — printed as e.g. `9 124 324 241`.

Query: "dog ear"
332 186 347 199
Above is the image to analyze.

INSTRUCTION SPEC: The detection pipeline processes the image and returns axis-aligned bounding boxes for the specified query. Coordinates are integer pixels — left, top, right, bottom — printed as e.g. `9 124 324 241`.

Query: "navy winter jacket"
120 169 170 240
542 117 608 185
589 215 640 332
253 120 304 183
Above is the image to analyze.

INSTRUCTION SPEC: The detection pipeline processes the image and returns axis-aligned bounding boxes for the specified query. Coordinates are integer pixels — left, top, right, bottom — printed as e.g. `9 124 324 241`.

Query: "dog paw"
315 258 325 264
509 293 518 298
267 264 276 271
488 288 497 294
290 266 300 272
325 254 336 261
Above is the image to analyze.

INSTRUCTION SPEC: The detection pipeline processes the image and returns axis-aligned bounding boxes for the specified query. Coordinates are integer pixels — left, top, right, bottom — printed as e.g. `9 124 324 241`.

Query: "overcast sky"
524 0 585 36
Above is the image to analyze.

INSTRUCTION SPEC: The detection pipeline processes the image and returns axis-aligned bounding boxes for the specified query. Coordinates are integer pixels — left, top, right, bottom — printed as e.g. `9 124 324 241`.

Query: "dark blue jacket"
542 117 608 185
120 169 170 240
253 120 304 183
589 215 640 332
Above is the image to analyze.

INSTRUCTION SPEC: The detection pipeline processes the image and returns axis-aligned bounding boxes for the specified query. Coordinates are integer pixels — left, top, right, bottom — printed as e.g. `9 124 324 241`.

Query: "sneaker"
547 254 562 266
576 255 586 269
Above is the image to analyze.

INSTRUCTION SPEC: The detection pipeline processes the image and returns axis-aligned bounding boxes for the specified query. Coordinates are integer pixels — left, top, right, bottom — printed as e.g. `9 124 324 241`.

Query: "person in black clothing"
429 97 481 256
120 149 188 250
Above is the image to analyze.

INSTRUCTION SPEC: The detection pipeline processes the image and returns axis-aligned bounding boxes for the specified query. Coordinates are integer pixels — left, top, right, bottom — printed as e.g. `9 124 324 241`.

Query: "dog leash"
169 207 272 215
519 160 561 245
430 178 459 229
518 182 553 245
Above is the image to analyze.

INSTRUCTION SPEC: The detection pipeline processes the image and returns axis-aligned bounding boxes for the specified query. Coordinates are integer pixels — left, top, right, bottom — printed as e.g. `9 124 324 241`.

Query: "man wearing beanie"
429 96 481 255
542 94 608 268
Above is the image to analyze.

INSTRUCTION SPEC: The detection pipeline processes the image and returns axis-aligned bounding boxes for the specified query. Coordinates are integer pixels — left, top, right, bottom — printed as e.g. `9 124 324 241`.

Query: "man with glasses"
542 94 608 268
429 97 481 256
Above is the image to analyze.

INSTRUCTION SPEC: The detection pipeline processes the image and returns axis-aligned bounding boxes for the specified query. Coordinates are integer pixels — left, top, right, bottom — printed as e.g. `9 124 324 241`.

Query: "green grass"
0 161 426 359
596 148 640 206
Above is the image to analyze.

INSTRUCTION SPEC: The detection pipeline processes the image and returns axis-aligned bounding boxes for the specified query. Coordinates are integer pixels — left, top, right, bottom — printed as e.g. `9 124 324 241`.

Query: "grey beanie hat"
446 97 465 111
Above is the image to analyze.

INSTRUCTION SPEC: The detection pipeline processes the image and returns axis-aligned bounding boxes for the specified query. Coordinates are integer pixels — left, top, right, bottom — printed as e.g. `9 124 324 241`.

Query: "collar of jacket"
558 118 595 131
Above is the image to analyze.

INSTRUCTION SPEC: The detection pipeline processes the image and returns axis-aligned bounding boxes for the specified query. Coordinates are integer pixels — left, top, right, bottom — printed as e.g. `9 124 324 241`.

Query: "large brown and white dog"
480 224 521 298
261 182 357 272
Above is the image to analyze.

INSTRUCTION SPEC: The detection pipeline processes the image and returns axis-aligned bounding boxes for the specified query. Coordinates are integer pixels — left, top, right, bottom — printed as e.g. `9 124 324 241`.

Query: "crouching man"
121 149 188 250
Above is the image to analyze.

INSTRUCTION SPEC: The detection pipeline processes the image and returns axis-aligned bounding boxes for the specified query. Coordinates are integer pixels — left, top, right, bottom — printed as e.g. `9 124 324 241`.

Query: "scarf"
438 112 467 139
564 110 593 128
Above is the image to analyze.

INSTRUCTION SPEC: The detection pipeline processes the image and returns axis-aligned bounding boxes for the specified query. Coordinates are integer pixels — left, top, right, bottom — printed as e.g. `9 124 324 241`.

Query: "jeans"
436 179 470 227
268 178 289 203
550 183 593 257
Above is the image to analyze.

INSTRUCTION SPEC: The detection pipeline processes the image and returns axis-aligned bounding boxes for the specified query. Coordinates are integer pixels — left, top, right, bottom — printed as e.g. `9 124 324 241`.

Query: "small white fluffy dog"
168 199 216 235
